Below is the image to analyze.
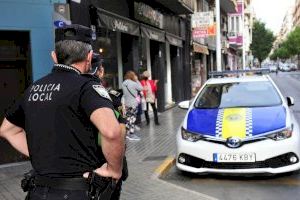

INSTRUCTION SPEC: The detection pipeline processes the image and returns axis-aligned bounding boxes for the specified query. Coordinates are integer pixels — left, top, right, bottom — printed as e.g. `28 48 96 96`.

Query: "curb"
152 156 175 179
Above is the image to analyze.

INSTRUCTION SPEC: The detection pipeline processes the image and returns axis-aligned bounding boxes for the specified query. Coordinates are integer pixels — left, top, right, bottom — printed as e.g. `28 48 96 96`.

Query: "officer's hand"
83 163 122 180
120 124 126 139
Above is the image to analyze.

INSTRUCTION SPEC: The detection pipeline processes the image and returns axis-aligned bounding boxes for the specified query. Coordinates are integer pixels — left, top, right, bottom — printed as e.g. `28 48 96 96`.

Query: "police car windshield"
194 81 282 109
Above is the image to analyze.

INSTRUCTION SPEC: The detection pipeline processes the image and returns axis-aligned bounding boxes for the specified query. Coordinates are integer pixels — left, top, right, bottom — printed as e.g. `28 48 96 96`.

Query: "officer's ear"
51 51 58 64
87 50 93 64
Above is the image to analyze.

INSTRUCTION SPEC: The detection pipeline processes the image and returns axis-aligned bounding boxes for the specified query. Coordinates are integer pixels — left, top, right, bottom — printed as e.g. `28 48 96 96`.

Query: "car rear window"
194 81 282 109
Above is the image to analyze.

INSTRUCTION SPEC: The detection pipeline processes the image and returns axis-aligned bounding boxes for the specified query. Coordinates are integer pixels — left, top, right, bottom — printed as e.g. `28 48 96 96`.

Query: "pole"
242 0 246 69
216 0 222 71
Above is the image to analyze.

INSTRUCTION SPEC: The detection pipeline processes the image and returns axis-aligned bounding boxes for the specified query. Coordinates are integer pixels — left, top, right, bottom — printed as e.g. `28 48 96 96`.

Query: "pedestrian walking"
135 74 146 131
122 71 143 141
0 24 125 200
141 71 160 125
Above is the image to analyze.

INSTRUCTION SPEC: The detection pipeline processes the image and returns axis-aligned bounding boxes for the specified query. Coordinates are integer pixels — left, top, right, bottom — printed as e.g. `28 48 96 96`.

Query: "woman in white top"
122 71 143 141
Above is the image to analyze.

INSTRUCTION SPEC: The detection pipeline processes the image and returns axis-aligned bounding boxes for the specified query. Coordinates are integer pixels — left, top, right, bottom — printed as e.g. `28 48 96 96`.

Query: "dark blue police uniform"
5 63 115 199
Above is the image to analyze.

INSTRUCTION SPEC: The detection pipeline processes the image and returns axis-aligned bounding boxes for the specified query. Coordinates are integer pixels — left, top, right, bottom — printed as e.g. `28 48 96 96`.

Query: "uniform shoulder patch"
92 85 112 101
108 89 121 98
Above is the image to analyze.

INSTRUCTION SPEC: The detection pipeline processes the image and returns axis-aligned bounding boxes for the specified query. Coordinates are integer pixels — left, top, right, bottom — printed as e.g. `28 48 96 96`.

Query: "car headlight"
267 125 293 141
181 128 202 142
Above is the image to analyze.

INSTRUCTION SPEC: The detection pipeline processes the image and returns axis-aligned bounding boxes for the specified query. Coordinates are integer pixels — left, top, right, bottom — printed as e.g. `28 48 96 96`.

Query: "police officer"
90 54 128 200
0 24 125 199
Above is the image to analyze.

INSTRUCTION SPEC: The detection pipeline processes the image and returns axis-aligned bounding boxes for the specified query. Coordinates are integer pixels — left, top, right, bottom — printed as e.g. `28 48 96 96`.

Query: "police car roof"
206 75 270 85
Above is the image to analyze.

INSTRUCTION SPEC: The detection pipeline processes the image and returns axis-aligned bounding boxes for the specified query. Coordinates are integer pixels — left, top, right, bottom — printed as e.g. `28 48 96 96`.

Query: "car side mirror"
287 97 295 106
178 100 190 110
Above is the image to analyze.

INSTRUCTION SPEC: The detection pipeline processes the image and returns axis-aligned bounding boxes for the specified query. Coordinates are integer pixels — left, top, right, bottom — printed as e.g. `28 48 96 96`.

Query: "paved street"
0 106 212 200
161 71 300 200
1 71 300 200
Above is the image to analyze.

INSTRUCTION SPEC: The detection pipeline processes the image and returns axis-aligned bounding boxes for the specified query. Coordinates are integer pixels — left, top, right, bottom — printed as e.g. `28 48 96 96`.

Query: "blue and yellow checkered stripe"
187 106 286 138
216 108 253 139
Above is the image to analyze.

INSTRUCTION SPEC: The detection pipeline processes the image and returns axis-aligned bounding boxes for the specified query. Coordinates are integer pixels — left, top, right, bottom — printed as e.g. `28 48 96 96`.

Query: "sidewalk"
0 108 210 200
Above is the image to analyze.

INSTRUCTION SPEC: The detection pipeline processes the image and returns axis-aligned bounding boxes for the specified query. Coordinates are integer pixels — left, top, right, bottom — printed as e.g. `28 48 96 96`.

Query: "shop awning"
166 33 183 47
141 24 165 42
96 8 140 36
193 42 209 55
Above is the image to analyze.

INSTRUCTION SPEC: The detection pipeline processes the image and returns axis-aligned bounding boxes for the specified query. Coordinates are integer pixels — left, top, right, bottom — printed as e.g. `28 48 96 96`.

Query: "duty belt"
22 171 117 200
34 175 89 191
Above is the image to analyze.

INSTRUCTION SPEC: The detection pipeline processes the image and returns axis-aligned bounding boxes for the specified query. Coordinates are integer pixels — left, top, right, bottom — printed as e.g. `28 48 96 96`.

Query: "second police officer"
0 24 125 199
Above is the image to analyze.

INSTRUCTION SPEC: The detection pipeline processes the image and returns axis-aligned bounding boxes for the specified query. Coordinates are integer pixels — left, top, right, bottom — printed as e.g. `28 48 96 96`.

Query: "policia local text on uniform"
0 24 126 200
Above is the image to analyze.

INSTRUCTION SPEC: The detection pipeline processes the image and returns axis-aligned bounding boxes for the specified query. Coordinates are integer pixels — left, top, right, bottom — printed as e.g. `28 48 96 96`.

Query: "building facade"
243 0 253 68
191 0 237 96
293 0 300 27
272 4 295 62
69 0 194 112
0 0 65 164
227 0 253 69
227 0 243 69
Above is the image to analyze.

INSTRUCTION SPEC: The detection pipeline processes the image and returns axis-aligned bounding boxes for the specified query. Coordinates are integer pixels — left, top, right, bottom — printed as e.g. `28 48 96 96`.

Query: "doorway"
150 40 165 112
170 45 183 103
0 31 32 164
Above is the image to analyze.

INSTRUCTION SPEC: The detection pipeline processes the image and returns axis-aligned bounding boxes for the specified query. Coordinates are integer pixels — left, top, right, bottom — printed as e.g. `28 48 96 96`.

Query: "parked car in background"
269 65 277 73
289 63 298 71
280 63 291 72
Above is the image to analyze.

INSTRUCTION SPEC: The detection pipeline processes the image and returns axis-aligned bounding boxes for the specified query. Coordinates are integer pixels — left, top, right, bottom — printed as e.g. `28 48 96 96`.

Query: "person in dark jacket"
0 24 125 200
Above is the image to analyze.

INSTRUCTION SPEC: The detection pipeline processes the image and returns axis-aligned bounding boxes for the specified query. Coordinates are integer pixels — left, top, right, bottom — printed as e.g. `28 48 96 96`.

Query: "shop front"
166 33 184 105
140 24 166 111
93 7 141 89
70 0 191 110
0 0 56 164
192 42 209 96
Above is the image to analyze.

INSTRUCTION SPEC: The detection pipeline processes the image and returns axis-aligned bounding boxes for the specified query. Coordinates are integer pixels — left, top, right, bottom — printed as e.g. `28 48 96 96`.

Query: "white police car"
176 70 300 174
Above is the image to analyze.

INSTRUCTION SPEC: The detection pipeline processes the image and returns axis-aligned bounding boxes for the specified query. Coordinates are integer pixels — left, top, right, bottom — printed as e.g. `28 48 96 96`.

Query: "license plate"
213 153 256 163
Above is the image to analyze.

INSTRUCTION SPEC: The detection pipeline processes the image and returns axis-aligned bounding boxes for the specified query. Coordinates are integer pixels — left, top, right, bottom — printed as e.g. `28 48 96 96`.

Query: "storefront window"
94 28 119 89
139 38 148 76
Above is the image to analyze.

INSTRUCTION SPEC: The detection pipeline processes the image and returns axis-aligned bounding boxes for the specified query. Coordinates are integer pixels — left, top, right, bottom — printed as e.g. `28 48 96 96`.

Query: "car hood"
186 106 286 139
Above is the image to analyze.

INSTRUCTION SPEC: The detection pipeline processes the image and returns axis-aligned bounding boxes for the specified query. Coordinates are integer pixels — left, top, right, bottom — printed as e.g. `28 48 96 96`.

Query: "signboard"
192 12 214 28
53 3 71 28
192 23 216 38
166 33 183 47
97 8 140 36
191 12 215 39
134 2 164 29
193 42 209 55
141 25 165 42
192 28 207 38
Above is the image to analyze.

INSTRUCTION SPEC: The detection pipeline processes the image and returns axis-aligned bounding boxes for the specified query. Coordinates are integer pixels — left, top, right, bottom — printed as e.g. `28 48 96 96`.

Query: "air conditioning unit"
228 31 236 37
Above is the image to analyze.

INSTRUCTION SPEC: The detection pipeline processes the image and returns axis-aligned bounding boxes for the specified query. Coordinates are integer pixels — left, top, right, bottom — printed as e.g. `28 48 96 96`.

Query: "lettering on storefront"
149 32 159 40
28 83 61 102
193 43 209 55
113 20 129 32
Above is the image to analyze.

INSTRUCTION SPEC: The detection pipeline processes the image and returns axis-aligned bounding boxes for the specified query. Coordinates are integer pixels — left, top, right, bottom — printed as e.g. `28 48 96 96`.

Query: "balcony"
221 0 237 13
154 0 194 14
244 6 252 16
